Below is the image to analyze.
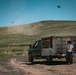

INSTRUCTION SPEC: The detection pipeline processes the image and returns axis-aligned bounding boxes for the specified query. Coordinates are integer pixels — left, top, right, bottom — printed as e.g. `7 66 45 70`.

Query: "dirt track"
0 56 76 75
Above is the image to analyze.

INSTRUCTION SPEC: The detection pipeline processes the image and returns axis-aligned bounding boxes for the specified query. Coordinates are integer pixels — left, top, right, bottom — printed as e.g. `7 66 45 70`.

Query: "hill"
0 20 76 36
0 20 76 54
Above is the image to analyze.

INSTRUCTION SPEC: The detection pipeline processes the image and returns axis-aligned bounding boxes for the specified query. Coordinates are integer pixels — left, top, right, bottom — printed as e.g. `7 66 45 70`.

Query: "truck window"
42 37 52 48
34 41 39 48
33 40 41 48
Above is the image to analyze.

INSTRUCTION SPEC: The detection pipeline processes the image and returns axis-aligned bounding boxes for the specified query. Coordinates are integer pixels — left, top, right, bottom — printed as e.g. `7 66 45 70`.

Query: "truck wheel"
28 53 33 62
66 56 73 64
66 55 73 64
65 55 69 64
46 56 53 62
70 57 73 64
66 56 68 63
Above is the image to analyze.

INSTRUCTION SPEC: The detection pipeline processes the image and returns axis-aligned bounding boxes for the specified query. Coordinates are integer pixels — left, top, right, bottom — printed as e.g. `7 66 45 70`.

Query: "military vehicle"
28 36 76 62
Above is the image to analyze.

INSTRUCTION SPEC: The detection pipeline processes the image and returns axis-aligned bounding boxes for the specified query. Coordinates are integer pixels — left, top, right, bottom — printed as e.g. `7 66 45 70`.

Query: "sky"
0 0 76 27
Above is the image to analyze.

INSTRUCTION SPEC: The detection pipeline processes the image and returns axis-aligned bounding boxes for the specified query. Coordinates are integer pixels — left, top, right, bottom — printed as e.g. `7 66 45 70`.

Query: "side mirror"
29 45 32 48
29 45 34 48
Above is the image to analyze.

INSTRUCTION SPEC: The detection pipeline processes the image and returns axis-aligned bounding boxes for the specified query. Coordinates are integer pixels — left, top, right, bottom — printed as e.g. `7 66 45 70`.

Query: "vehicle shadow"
25 60 67 66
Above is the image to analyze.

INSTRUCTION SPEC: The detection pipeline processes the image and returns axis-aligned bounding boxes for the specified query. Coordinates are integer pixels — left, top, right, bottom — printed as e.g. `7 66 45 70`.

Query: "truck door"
32 40 41 57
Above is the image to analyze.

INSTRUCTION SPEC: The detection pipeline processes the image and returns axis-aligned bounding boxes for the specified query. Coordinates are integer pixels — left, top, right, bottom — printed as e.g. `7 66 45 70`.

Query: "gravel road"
0 55 76 75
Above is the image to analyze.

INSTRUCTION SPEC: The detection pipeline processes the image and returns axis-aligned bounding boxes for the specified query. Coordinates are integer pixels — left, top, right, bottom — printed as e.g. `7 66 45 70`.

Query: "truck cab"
28 40 41 57
28 40 42 62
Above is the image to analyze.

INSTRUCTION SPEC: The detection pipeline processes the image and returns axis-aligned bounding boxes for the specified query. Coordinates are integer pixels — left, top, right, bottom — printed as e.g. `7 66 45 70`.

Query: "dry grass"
0 20 76 54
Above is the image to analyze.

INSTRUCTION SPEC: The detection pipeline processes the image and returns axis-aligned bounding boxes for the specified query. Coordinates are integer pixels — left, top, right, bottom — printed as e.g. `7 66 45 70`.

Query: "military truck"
28 36 76 62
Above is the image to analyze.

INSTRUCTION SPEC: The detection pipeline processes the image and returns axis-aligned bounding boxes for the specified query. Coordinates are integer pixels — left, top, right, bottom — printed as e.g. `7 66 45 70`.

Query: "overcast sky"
0 0 76 27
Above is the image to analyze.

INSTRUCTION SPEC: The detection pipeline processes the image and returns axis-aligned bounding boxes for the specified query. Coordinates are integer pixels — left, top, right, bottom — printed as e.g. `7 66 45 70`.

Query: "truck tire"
66 55 73 64
28 53 33 62
65 56 68 63
46 56 53 62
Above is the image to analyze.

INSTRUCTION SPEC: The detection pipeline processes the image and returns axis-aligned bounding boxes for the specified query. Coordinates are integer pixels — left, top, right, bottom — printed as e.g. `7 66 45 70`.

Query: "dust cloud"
7 24 39 36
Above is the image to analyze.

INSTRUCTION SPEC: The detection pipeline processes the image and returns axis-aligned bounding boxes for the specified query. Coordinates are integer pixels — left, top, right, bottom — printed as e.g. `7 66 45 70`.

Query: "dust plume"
7 24 39 36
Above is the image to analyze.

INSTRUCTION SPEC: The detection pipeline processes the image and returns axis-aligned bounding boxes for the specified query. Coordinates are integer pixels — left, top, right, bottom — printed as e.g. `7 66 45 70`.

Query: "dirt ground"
0 55 76 75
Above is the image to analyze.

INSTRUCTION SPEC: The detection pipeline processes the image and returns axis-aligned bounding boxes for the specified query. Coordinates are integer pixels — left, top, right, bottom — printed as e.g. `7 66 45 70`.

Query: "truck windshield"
33 40 41 48
34 41 39 47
